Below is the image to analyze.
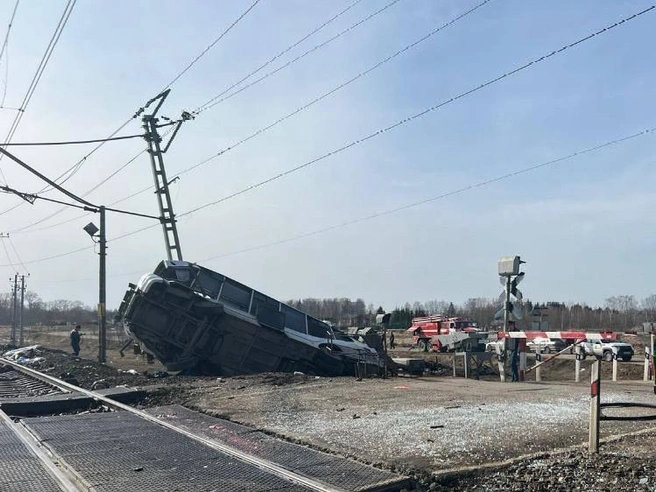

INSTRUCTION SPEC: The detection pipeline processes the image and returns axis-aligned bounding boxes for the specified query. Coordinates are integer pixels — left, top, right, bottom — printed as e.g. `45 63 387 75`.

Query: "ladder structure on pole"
141 89 191 261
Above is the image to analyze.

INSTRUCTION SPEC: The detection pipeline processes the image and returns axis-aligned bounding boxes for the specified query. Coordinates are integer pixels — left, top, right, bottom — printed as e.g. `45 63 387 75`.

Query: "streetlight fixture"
83 207 107 363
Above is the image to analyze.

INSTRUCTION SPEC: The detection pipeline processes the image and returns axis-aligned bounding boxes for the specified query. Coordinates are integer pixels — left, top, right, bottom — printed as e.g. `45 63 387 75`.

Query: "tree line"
0 292 109 326
1 288 654 333
288 295 656 332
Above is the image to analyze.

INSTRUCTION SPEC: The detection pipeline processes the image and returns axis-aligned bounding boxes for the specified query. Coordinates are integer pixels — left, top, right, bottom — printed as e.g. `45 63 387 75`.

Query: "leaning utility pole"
142 89 191 261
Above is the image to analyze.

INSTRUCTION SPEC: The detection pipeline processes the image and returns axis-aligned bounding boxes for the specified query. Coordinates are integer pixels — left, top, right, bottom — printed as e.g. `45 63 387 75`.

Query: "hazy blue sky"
0 0 654 311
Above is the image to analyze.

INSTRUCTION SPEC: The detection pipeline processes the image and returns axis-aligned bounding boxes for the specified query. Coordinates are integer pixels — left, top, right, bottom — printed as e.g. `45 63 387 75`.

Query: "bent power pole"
142 90 191 261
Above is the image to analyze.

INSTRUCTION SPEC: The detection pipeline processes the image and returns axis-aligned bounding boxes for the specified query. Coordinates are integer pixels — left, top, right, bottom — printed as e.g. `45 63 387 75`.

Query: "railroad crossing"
0 359 410 492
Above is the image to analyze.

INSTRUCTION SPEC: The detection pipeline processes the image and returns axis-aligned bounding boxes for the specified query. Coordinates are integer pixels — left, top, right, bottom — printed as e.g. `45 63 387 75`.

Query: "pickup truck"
580 340 634 361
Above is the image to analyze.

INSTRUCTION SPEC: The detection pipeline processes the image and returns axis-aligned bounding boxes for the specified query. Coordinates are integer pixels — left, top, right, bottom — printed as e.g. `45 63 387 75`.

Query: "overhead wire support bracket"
0 185 37 204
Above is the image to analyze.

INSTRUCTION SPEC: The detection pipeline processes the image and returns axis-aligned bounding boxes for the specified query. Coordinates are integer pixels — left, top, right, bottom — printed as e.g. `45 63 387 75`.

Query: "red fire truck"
407 315 482 352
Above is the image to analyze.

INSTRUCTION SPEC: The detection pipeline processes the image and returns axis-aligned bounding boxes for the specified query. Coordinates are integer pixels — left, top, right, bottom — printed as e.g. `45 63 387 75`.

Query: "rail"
0 357 346 492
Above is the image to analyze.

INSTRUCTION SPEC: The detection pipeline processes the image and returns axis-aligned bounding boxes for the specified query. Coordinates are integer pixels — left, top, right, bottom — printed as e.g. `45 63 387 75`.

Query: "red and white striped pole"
588 357 601 453
649 334 656 395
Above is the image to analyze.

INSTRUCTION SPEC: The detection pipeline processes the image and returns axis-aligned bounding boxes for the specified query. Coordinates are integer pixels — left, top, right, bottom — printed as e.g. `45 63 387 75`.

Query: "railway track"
0 366 67 399
0 358 410 492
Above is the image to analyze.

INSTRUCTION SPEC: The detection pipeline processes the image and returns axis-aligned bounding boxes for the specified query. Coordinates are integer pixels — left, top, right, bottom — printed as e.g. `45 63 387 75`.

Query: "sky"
0 0 654 312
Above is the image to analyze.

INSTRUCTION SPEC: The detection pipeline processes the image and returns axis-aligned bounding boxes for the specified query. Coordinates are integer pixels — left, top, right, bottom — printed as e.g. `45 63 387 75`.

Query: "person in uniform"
70 325 81 357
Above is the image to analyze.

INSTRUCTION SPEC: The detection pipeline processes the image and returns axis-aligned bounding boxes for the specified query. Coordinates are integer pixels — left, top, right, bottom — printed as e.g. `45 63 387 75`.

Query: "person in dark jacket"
70 325 81 357
389 331 396 350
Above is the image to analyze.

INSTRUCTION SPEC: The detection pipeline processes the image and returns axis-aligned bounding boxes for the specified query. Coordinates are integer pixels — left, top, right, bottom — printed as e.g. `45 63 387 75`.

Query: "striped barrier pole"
589 357 601 454
575 344 582 383
535 345 542 382
649 334 656 395
612 354 618 382
496 342 506 383
645 347 650 382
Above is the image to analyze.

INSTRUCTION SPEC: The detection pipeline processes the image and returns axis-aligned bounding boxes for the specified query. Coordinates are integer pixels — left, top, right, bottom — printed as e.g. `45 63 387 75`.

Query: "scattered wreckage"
117 260 391 377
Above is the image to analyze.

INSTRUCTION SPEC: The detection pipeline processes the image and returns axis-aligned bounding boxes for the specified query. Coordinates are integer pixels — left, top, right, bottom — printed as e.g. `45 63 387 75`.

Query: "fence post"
496 342 506 382
649 333 656 395
644 347 650 382
588 358 601 454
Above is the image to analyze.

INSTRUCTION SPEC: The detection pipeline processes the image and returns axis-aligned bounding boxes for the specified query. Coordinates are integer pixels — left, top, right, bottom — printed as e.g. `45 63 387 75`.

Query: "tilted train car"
117 260 386 376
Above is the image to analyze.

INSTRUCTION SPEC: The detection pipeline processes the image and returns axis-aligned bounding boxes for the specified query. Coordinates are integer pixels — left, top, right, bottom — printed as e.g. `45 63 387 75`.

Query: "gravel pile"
430 449 656 491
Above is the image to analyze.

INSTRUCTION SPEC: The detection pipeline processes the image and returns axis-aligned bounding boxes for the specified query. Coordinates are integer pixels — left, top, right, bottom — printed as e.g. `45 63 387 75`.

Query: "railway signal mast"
498 255 526 333
497 256 526 382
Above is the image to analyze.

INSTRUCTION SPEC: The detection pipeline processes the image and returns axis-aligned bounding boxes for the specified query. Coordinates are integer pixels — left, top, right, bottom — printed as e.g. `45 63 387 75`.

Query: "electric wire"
161 0 262 92
192 0 363 114
0 0 77 183
14 0 490 233
0 0 20 107
179 5 656 218
195 128 656 262
7 234 27 274
6 124 652 269
0 0 250 215
0 133 144 146
182 0 492 179
3 7 653 267
0 234 17 271
8 126 175 234
0 0 20 69
195 0 403 114
9 1 647 235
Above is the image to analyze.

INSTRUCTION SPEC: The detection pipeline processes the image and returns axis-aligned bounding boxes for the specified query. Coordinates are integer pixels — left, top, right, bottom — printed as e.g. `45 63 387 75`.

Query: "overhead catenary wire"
0 0 20 107
8 126 176 234
192 0 364 114
4 7 654 268
8 3 652 238
0 133 144 147
179 5 656 218
160 0 262 92
194 0 403 114
0 0 251 216
8 125 654 269
7 234 28 274
195 128 656 262
0 233 17 272
182 0 492 179
0 0 77 184
0 182 161 221
14 0 491 234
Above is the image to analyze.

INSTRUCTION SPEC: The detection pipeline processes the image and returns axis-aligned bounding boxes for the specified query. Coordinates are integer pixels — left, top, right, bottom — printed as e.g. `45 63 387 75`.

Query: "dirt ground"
2 325 656 491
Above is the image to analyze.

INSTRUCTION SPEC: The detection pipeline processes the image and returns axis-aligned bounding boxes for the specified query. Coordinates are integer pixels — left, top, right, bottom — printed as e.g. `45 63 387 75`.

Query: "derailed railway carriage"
117 260 386 376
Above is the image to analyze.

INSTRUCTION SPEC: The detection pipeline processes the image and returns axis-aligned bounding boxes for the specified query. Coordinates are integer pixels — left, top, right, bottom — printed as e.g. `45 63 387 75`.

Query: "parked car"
527 338 556 354
580 340 634 361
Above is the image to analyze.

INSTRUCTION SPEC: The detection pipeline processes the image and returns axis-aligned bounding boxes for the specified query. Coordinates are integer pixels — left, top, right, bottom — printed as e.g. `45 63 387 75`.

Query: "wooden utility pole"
18 275 25 346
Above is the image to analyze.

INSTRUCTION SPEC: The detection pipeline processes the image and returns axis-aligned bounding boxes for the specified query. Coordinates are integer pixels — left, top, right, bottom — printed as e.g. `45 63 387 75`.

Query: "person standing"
389 331 396 350
510 344 519 382
70 325 81 357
